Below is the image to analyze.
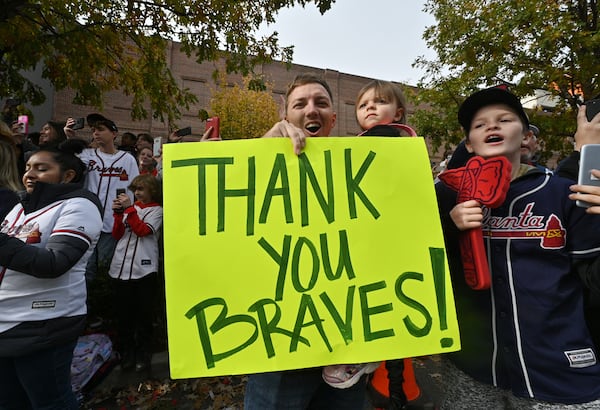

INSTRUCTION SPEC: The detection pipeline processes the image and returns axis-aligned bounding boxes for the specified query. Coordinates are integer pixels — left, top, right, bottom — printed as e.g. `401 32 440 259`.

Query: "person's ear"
330 112 337 128
61 169 76 184
521 131 531 147
465 137 474 153
393 107 405 122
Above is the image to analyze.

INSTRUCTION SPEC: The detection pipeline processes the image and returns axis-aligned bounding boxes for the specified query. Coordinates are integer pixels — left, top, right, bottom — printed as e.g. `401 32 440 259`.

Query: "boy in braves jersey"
436 87 600 408
65 114 139 283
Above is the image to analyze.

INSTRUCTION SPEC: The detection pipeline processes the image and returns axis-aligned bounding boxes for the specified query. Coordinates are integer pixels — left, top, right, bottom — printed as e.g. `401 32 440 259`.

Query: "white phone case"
153 137 163 157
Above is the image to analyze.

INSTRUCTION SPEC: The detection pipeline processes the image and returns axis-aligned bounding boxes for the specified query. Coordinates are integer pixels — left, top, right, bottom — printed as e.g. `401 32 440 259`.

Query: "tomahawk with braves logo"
436 87 600 407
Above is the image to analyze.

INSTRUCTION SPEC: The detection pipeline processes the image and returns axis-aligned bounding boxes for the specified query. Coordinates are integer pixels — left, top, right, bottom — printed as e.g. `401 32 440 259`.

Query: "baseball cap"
529 124 540 138
87 113 118 132
458 86 529 134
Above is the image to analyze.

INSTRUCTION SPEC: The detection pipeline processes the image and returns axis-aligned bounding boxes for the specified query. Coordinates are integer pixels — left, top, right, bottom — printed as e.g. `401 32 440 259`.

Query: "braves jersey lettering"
482 203 567 249
87 160 130 180
484 203 544 229
79 148 139 232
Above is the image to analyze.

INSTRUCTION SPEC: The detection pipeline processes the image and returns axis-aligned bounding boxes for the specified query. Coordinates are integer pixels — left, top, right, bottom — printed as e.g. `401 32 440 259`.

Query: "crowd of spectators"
0 74 599 409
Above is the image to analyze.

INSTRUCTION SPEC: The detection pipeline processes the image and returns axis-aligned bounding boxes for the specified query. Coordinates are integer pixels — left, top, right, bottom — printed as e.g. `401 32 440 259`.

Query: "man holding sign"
245 73 366 409
162 74 459 410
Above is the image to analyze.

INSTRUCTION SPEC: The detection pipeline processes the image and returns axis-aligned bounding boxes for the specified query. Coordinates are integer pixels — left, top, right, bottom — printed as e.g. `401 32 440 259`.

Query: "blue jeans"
0 340 78 410
244 367 367 410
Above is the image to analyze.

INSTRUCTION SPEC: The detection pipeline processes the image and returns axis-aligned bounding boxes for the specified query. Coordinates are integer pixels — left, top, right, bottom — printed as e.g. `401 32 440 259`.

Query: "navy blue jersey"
437 168 600 404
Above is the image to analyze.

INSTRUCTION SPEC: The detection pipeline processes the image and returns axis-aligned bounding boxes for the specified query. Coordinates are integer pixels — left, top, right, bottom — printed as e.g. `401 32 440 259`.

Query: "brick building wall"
50 40 422 143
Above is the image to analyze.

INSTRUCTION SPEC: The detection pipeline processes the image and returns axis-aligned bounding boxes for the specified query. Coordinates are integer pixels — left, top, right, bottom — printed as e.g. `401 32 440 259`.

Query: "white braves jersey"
0 197 102 333
79 148 139 232
109 203 163 280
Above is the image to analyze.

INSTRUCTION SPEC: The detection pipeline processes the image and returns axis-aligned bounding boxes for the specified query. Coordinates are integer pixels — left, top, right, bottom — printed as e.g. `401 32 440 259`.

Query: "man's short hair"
137 133 154 145
285 73 334 110
121 132 137 145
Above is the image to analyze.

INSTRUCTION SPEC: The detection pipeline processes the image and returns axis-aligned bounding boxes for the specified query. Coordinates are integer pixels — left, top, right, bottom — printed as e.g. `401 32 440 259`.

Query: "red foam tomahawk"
438 156 512 290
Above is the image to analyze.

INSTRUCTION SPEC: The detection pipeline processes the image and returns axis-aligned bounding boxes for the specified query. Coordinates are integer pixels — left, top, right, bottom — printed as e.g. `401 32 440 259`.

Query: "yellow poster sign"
163 137 459 379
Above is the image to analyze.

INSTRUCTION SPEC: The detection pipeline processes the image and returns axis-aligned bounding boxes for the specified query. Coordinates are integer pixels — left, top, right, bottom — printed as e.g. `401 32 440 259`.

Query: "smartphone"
71 117 85 130
175 126 192 137
586 99 600 122
153 136 162 157
17 115 28 134
206 116 220 140
116 188 127 198
576 144 600 207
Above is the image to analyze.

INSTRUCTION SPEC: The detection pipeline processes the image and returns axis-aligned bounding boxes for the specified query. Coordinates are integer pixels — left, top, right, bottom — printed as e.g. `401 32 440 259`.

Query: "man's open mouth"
306 123 321 134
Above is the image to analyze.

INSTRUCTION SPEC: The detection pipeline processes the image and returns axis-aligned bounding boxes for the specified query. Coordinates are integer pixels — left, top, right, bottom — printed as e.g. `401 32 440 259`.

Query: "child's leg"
367 359 414 409
131 273 157 371
385 359 408 408
112 278 136 370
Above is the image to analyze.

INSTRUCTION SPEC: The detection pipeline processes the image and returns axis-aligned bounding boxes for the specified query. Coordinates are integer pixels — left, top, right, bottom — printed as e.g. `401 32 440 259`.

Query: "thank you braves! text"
172 148 451 369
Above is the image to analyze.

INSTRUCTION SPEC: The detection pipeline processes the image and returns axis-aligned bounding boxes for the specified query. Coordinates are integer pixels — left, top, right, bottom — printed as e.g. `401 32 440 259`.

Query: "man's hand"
262 120 306 155
570 169 600 214
200 126 220 141
168 129 209 143
574 105 600 151
64 117 77 139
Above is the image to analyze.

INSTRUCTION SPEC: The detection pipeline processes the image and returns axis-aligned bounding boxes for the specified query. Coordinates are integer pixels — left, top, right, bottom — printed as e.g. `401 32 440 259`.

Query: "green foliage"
0 0 335 124
413 0 599 162
209 75 280 140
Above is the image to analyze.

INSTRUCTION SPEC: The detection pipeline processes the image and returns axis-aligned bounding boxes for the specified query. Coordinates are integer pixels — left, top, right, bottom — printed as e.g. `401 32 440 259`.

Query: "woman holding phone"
38 121 67 148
